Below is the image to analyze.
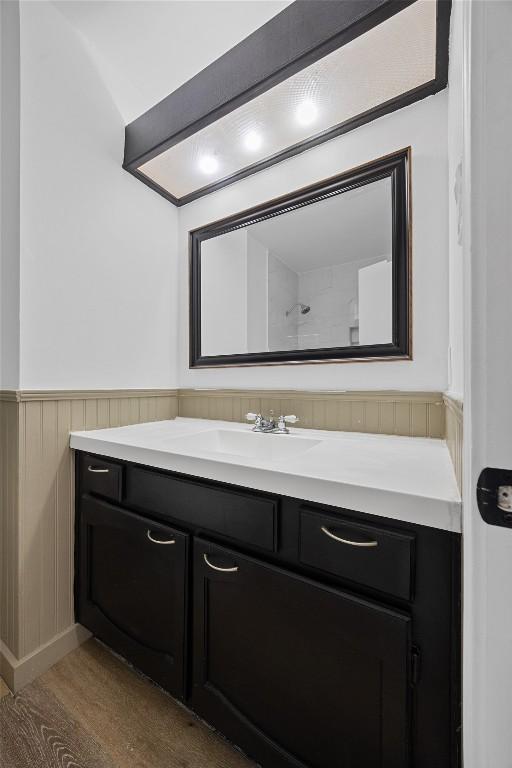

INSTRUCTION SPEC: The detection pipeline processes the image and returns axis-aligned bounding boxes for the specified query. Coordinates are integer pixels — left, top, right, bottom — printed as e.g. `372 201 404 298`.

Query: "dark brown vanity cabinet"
77 494 188 698
192 540 411 768
75 452 460 768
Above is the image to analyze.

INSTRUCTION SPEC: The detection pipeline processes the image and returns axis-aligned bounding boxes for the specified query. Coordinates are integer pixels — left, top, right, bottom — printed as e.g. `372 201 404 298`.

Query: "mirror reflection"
200 177 393 358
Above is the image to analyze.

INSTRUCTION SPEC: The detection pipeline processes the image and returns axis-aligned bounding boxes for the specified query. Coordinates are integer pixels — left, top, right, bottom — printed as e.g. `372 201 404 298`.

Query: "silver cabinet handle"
147 530 175 545
320 526 378 548
203 553 238 572
88 465 109 473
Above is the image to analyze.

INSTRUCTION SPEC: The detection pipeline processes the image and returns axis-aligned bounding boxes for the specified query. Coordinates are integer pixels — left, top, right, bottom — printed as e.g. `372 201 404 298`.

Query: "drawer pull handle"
147 530 175 545
203 553 238 573
320 526 378 548
87 465 110 474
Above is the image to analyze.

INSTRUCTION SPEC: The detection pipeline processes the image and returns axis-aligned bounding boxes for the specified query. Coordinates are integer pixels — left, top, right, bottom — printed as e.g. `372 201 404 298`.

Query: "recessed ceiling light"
244 130 263 151
198 155 219 174
296 100 318 126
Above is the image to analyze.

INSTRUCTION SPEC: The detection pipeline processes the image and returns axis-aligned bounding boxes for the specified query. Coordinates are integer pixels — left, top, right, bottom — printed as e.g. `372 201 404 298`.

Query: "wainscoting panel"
178 389 446 438
1 390 178 684
0 397 21 657
444 395 463 494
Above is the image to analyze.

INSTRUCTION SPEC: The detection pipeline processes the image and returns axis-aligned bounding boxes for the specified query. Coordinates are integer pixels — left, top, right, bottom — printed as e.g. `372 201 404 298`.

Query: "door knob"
477 467 512 527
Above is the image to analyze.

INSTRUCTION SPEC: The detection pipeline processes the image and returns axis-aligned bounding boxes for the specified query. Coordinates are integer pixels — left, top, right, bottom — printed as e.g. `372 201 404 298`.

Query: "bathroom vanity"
71 418 461 768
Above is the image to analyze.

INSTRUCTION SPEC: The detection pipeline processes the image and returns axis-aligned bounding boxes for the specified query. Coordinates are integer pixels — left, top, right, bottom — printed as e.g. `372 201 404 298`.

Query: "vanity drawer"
79 454 123 502
299 509 415 600
126 467 277 552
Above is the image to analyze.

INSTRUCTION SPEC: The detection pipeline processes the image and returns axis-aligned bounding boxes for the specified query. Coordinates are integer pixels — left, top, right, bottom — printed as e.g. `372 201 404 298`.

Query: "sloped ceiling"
52 0 290 123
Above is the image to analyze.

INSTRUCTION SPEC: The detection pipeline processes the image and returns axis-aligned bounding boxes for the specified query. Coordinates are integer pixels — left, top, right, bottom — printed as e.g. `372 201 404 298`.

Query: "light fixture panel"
127 1 448 205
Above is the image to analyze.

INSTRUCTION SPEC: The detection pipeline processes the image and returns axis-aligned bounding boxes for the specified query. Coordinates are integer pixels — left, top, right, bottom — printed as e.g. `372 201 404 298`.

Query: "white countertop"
70 417 462 533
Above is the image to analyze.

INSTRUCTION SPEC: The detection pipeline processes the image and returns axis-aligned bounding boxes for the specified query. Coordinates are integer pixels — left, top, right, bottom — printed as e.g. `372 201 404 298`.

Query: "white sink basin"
165 429 322 461
70 416 462 532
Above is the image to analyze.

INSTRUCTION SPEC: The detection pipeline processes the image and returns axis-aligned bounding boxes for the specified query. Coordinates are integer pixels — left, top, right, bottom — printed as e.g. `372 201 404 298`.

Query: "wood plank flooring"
0 640 256 768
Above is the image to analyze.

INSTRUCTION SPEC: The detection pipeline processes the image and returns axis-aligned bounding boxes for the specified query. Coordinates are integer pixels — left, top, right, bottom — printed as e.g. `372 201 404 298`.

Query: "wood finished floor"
0 639 256 768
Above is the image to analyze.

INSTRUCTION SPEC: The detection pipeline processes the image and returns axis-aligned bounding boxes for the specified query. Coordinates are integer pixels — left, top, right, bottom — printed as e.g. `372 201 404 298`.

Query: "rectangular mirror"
190 149 410 367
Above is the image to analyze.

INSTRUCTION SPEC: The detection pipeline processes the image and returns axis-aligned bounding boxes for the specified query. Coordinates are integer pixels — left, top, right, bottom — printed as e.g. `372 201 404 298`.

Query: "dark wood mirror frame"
189 148 411 368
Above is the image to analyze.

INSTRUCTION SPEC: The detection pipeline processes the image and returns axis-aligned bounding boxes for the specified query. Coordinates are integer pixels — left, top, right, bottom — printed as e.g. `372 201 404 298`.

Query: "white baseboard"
0 624 91 693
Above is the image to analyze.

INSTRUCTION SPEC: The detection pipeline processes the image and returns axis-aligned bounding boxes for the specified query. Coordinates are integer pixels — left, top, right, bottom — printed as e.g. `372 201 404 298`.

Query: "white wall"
447 0 465 400
18 1 179 390
201 230 248 356
0 1 21 389
14 1 451 395
178 92 449 390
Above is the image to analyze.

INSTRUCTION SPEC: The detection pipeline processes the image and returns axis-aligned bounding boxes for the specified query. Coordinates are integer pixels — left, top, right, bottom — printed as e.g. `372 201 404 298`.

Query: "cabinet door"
192 540 412 768
77 495 188 698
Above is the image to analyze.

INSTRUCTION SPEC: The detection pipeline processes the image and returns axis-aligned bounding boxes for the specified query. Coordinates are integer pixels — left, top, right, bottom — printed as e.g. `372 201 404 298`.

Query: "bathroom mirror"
190 149 410 367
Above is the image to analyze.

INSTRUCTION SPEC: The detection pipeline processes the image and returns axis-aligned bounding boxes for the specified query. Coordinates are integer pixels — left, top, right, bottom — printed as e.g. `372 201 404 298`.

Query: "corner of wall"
0 624 91 693
0 394 21 663
443 392 463 494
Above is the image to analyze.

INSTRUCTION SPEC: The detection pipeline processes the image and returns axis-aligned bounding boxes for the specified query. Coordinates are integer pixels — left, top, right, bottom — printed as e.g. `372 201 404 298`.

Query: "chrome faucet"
246 412 299 434
246 411 276 432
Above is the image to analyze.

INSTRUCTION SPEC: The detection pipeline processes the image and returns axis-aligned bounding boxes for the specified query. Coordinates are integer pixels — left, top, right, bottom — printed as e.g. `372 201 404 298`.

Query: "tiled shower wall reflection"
297 260 373 348
267 255 389 351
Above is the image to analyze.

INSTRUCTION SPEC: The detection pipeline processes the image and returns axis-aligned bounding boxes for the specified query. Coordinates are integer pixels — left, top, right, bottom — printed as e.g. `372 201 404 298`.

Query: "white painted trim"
461 2 485 764
462 1 512 764
0 624 91 693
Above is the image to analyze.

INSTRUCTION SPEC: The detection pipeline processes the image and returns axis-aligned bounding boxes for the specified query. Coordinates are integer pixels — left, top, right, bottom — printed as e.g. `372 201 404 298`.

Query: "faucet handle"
275 414 299 433
247 412 263 431
246 412 263 427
